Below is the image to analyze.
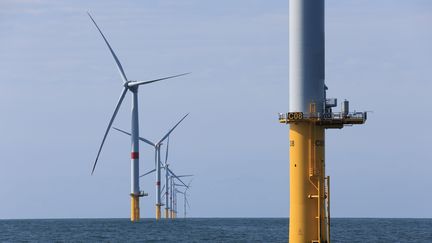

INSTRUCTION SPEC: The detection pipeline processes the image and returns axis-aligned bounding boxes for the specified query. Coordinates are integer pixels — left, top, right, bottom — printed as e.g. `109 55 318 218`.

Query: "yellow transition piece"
130 195 140 222
156 205 161 220
165 208 169 219
289 122 329 243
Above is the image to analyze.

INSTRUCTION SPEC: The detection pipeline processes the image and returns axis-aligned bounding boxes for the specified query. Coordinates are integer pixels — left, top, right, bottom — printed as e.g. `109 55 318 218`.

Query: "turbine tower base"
156 204 161 220
165 208 169 219
130 195 140 222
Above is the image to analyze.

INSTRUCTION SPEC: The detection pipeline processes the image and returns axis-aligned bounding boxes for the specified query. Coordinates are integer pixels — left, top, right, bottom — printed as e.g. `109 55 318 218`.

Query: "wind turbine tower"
279 1 367 242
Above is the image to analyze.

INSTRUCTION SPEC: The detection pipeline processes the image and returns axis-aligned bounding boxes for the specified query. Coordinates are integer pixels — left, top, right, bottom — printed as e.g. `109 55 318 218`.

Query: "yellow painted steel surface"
156 205 161 220
289 122 328 243
130 195 140 222
165 208 169 219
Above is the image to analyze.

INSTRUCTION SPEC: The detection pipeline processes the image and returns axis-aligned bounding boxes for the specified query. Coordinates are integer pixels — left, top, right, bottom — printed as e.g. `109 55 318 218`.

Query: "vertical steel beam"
130 88 140 222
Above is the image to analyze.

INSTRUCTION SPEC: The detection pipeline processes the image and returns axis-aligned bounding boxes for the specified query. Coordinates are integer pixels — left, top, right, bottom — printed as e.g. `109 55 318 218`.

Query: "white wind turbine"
170 174 193 218
113 113 189 220
87 12 188 222
162 135 192 219
176 180 192 218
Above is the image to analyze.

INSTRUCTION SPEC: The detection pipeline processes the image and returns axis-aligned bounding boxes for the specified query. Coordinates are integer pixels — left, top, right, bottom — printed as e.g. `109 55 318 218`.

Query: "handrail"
278 111 367 121
326 176 331 243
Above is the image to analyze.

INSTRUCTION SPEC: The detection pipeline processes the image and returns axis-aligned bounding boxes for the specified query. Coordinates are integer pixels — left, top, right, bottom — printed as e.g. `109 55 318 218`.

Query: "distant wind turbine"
113 113 189 220
170 174 193 218
162 134 192 218
175 188 190 218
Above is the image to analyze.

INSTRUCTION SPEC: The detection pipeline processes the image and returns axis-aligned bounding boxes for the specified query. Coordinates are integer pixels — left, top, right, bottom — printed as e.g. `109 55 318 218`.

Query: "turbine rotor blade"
187 179 193 188
159 159 165 168
91 87 128 175
185 180 192 193
185 197 190 209
112 127 155 147
140 168 156 177
167 167 188 188
165 136 170 165
127 73 190 87
142 137 156 147
87 12 128 83
157 113 189 145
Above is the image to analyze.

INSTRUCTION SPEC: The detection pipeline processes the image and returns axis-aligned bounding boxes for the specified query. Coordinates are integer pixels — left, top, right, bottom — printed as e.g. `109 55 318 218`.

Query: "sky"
0 0 431 219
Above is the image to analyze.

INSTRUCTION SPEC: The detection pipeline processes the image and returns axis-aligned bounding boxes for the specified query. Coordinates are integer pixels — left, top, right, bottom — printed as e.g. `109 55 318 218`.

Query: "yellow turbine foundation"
165 208 169 219
289 122 328 243
130 195 140 222
156 205 161 220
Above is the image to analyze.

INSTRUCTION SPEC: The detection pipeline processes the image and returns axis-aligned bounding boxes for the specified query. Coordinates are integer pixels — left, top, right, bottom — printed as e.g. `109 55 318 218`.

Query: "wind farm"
2 0 432 242
113 113 190 220
87 13 192 222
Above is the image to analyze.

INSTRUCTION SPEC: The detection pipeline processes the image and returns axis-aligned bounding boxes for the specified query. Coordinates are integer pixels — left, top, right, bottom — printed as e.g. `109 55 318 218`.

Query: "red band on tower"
156 181 160 186
131 152 139 159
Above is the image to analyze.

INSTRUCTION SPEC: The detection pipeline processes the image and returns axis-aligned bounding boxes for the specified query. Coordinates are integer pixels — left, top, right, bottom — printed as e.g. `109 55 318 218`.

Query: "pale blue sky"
0 0 431 219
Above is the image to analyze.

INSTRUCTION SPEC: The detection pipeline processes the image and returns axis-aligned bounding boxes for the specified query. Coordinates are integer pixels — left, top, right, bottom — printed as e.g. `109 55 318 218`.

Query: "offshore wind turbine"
175 190 186 218
87 12 189 222
175 187 190 218
171 179 177 219
175 180 191 218
170 174 192 218
113 113 189 220
183 180 193 218
163 137 171 218
114 127 191 220
162 135 189 218
279 0 367 241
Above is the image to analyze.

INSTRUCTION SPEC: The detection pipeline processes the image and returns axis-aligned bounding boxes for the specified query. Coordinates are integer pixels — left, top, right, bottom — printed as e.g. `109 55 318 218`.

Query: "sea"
0 218 431 242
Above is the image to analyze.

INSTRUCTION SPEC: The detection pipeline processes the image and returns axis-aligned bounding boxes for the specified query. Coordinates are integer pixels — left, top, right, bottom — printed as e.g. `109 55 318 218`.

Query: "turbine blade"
165 136 170 165
139 168 156 177
185 197 190 209
140 137 156 147
127 73 190 87
112 127 155 147
167 167 188 187
157 113 189 145
187 179 193 188
87 12 128 83
91 87 128 175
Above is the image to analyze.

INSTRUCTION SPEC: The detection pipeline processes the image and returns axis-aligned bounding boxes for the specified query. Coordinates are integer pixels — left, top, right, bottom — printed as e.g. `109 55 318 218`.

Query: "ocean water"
0 218 431 242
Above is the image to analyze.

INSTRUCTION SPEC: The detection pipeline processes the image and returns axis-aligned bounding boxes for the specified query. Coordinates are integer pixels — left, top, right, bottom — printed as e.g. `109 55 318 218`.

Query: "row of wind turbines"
88 13 193 221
